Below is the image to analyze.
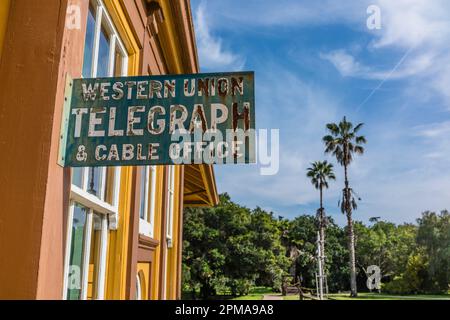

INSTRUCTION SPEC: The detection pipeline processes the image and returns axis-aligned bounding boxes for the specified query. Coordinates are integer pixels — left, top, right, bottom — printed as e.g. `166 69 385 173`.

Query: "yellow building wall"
158 0 187 74
165 166 182 299
150 1 189 299
76 0 196 300
0 0 10 60
100 0 140 300
150 165 165 299
1 0 196 300
137 263 151 299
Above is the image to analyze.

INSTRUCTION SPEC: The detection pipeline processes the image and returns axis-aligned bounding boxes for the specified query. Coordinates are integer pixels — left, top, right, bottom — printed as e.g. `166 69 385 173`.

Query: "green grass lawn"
283 293 450 301
184 288 450 301
182 286 276 300
282 292 450 300
231 294 265 300
229 287 276 300
328 293 450 300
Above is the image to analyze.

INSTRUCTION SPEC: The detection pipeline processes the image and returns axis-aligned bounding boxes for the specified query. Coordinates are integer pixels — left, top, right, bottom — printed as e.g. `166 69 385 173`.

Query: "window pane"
96 24 110 77
72 168 83 188
82 5 96 78
67 204 88 300
87 167 103 197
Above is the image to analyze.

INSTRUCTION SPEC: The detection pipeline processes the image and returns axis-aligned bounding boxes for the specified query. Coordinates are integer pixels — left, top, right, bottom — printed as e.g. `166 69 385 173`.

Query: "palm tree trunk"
319 187 325 275
344 162 358 297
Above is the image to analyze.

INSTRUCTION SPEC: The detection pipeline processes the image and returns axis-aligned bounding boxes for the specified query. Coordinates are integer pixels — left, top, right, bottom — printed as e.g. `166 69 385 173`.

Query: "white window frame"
166 166 175 248
63 0 128 300
139 166 157 238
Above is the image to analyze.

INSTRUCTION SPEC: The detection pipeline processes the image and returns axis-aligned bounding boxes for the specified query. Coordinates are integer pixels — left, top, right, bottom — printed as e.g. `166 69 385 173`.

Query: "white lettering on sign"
72 108 88 138
70 103 252 138
127 106 145 136
147 106 166 135
80 77 245 102
62 73 255 167
170 105 188 133
211 103 228 132
89 143 162 162
108 107 124 137
89 108 106 137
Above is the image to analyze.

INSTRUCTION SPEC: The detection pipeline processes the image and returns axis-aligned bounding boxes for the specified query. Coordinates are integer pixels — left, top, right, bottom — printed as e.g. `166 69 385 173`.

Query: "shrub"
383 251 428 294
229 279 254 296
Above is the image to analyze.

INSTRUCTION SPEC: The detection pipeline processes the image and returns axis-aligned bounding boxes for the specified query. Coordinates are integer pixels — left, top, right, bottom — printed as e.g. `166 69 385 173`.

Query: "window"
166 166 175 248
63 0 128 300
139 166 157 237
65 203 88 300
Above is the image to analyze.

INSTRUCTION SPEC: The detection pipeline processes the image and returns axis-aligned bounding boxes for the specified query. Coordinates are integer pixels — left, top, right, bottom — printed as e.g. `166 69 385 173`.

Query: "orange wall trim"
0 0 10 60
0 0 86 299
0 0 216 300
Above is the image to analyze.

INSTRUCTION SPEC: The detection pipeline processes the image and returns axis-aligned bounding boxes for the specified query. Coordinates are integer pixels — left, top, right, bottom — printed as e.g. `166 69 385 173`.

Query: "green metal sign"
58 72 255 167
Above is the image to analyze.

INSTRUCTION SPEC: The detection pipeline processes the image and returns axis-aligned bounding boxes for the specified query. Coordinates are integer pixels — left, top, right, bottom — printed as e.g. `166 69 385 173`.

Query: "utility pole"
316 232 324 300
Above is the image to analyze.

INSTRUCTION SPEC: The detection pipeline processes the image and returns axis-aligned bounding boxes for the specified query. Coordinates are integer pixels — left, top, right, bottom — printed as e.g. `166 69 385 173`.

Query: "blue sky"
191 0 450 226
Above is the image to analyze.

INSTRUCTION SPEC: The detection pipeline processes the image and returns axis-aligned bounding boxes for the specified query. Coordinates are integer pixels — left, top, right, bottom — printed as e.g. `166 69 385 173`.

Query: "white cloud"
371 0 450 49
321 49 433 80
194 1 245 71
356 168 450 224
319 0 450 108
415 121 450 138
412 121 450 161
215 65 343 218
193 0 450 225
215 63 450 225
197 0 450 106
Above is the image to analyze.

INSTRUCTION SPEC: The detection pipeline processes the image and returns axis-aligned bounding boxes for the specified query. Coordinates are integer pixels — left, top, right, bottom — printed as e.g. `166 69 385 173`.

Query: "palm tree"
323 116 366 297
306 161 336 272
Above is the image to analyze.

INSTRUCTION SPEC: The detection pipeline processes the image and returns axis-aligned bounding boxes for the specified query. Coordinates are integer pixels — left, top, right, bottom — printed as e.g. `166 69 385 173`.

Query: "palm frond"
351 197 358 210
356 135 367 144
323 118 367 166
306 160 336 190
326 123 340 136
354 146 364 155
340 193 345 214
354 123 364 133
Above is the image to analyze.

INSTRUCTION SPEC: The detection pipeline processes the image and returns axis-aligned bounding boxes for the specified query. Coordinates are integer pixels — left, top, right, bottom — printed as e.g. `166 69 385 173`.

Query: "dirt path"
262 294 283 300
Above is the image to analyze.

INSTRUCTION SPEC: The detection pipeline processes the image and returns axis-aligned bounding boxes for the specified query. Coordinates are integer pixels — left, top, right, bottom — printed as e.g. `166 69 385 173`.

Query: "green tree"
183 205 226 299
353 220 417 291
416 210 450 293
285 215 349 292
354 221 415 277
325 218 349 292
383 249 429 294
323 116 366 297
306 161 336 274
287 215 318 288
248 207 291 291
183 194 290 298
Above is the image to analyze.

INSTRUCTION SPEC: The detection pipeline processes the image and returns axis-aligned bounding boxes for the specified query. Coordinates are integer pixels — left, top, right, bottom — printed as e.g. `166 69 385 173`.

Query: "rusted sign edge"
60 71 256 167
57 75 73 167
